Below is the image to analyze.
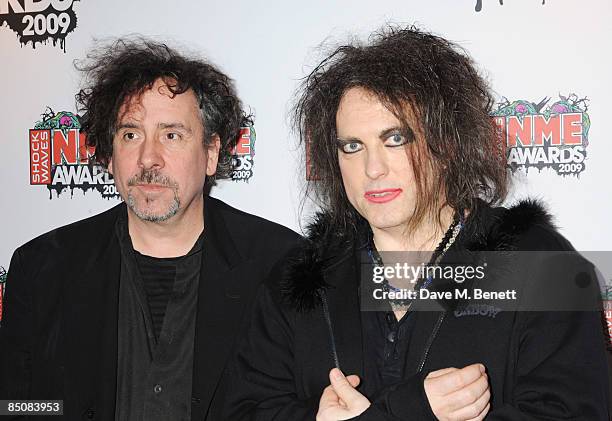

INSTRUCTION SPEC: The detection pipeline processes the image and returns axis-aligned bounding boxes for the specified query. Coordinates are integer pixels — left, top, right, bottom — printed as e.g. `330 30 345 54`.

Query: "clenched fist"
424 364 490 421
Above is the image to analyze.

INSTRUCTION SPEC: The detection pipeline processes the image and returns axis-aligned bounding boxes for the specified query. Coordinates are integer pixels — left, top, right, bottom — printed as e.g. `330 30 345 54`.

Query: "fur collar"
281 199 556 312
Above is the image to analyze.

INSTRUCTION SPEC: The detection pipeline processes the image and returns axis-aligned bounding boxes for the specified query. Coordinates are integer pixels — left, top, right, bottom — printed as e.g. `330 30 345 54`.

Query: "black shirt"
362 309 416 396
359 228 418 398
114 212 203 421
134 251 179 341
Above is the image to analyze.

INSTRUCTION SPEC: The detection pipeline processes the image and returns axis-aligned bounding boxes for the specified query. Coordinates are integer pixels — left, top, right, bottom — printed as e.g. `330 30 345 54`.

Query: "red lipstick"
364 188 403 203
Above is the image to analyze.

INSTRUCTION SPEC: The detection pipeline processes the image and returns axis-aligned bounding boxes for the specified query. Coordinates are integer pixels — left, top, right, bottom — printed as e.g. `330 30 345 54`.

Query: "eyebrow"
379 126 404 139
116 122 140 130
337 126 404 143
158 122 193 134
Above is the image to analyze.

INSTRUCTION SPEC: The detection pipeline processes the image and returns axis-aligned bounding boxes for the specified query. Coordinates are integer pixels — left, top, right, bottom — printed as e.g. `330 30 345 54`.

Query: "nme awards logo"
492 94 590 176
29 107 119 199
0 266 6 323
0 0 79 51
230 126 256 181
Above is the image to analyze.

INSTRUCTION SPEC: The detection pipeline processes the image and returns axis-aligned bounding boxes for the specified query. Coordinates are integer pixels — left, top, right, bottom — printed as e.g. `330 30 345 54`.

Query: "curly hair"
75 37 251 185
294 25 507 233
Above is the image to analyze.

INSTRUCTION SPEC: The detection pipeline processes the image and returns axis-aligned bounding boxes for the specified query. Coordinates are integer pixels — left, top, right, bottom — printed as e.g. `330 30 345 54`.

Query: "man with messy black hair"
76 37 244 187
226 26 610 420
0 38 299 420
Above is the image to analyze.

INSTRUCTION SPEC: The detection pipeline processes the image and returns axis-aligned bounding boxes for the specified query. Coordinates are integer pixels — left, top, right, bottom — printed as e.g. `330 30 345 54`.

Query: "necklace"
368 211 464 311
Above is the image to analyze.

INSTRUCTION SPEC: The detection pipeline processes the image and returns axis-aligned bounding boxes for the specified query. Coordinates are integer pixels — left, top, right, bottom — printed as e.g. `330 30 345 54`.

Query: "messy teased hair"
294 25 507 233
75 36 251 185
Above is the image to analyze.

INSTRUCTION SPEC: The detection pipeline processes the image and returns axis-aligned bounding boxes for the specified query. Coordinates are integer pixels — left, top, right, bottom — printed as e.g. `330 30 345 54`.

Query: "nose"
137 136 164 170
365 147 389 180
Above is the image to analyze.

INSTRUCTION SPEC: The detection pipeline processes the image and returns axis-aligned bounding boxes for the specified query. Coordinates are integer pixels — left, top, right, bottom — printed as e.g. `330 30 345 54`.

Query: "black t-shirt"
134 252 180 340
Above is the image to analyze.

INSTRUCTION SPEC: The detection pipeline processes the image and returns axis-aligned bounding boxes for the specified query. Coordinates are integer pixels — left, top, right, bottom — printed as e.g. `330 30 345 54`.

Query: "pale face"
336 87 421 236
108 79 220 223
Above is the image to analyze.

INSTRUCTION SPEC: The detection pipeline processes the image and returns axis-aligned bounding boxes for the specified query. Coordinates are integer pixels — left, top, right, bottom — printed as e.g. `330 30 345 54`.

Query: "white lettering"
473 289 517 300
80 165 93 184
455 289 469 299
0 0 24 14
373 266 384 283
419 289 452 300
50 0 71 11
92 165 105 184
51 166 65 184
24 0 49 13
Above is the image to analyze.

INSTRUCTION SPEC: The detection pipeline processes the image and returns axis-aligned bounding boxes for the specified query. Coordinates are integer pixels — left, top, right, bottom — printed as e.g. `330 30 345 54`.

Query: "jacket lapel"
191 198 249 417
61 218 120 419
322 252 364 378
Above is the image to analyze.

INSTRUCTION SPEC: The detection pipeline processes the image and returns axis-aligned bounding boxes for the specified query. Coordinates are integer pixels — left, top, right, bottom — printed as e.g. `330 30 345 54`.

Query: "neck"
372 205 455 252
127 196 204 258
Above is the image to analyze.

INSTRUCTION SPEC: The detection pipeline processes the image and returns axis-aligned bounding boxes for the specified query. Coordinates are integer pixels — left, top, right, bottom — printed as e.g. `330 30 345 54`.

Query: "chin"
366 216 407 231
128 195 180 222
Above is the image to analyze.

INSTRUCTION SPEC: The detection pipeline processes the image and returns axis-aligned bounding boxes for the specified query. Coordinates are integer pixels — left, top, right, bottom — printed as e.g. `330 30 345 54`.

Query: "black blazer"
0 196 300 420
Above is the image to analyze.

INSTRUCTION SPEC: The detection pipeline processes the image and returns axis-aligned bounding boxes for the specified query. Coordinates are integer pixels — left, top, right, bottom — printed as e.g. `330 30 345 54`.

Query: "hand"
424 364 490 421
316 368 371 421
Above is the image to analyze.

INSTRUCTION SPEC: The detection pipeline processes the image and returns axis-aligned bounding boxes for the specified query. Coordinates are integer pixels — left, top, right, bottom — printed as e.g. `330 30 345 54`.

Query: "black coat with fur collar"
225 200 610 420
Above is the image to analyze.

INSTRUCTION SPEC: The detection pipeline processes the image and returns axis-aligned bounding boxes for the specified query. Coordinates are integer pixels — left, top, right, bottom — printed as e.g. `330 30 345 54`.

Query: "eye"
165 132 182 141
339 141 363 154
385 133 409 147
122 132 139 141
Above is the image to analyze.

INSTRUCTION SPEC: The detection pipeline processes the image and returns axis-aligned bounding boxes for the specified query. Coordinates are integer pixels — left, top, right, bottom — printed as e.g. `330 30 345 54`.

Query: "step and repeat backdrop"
0 1 611 343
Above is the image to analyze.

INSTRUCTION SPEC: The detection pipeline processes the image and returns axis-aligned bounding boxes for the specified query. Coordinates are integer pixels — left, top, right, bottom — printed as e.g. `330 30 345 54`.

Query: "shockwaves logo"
0 0 79 51
492 94 590 176
29 107 119 199
230 126 256 181
475 0 545 12
0 266 6 323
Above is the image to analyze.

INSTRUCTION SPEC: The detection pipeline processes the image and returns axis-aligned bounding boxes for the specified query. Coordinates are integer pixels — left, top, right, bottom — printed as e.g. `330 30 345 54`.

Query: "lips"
364 188 403 203
135 183 170 192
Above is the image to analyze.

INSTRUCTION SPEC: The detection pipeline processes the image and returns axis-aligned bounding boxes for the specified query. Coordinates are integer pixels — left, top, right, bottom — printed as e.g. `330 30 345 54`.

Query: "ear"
108 157 114 175
205 134 221 176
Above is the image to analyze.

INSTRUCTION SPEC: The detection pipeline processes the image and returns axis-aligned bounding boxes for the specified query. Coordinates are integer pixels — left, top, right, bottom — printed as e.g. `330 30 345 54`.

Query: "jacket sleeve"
483 309 610 420
223 283 320 420
354 371 437 420
480 250 610 419
0 248 33 401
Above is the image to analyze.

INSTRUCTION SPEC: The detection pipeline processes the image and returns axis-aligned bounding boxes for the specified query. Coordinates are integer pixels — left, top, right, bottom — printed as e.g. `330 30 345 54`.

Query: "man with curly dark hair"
0 38 299 420
226 26 610 420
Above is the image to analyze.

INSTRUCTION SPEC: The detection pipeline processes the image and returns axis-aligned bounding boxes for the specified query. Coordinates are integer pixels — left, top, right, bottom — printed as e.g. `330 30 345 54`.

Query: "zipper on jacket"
320 290 341 370
320 289 445 374
417 311 446 373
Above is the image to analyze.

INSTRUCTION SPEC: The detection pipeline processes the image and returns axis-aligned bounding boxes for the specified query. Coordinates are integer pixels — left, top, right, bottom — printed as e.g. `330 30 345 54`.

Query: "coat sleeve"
480 250 610 419
353 372 437 420
483 309 610 420
0 248 33 401
222 283 321 420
